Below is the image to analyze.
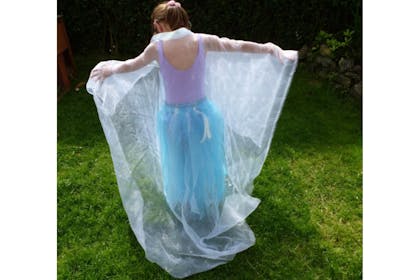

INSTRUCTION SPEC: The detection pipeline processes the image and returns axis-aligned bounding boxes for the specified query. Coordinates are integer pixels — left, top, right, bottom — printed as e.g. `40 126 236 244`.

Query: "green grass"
58 54 362 279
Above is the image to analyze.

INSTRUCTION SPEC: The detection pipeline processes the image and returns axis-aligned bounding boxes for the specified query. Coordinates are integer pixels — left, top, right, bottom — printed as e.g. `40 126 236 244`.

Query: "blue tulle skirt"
158 98 226 223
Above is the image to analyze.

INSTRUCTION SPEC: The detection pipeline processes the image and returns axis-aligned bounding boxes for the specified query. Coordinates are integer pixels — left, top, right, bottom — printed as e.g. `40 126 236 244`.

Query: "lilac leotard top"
157 35 206 104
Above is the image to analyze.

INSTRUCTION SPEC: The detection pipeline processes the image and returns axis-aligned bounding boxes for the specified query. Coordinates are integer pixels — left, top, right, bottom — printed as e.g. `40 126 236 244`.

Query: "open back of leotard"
157 35 206 104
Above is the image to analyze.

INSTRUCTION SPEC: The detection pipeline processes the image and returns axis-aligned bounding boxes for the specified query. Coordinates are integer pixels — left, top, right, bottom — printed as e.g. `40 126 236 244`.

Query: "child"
88 1 297 278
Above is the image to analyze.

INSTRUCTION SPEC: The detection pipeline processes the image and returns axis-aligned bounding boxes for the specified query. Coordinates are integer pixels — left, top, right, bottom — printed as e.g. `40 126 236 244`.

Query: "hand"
264 42 284 64
283 50 298 62
265 43 298 64
90 65 113 82
264 42 277 55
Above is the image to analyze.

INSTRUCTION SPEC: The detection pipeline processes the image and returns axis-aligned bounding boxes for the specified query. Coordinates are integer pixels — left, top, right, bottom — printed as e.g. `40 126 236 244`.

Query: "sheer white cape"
86 28 297 278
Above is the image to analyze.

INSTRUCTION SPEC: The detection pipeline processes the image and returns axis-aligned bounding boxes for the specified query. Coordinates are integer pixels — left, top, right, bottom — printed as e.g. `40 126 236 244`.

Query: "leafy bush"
312 29 355 59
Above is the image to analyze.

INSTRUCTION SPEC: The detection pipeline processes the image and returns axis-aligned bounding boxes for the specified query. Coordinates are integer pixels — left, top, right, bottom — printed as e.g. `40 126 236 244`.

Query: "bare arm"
201 34 297 62
201 34 272 53
90 42 158 81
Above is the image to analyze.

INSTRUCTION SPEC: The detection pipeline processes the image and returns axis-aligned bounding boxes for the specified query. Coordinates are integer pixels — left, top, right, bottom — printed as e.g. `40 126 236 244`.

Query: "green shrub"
312 29 355 59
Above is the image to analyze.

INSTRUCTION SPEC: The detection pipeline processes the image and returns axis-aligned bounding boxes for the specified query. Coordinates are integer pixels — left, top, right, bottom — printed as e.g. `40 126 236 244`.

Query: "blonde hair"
151 1 191 31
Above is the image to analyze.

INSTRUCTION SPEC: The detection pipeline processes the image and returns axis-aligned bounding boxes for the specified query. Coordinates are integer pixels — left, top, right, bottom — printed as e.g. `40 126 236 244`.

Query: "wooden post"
57 15 75 93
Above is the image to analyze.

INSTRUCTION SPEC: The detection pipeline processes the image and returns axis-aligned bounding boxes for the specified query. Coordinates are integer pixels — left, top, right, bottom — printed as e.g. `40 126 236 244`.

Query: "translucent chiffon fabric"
87 28 297 278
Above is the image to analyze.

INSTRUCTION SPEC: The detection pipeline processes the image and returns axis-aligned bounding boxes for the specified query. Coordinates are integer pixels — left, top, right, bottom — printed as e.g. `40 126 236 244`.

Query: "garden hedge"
58 0 361 58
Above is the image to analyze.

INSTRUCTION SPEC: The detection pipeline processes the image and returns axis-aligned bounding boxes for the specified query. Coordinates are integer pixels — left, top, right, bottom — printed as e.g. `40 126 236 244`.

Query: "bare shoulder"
145 41 158 53
197 33 220 51
143 41 159 60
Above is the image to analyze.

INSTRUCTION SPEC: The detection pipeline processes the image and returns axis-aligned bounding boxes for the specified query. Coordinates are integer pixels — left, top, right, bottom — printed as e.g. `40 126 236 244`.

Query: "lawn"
57 53 362 279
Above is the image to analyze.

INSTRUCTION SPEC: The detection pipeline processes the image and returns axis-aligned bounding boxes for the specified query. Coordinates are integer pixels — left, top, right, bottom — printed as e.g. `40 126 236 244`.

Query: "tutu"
158 98 225 226
86 27 297 278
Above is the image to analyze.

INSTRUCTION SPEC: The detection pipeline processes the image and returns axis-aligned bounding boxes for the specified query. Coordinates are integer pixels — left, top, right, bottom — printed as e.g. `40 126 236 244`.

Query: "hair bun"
167 1 181 8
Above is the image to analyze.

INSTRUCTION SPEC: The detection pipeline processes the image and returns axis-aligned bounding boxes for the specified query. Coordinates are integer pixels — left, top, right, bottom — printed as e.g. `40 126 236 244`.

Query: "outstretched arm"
90 42 158 81
201 34 297 62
